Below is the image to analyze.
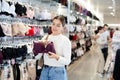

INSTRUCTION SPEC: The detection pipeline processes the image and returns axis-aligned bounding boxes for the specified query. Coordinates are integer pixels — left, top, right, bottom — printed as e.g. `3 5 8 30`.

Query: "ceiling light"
110 12 115 16
108 6 113 9
70 10 73 13
110 12 114 15
76 12 80 14
81 13 83 15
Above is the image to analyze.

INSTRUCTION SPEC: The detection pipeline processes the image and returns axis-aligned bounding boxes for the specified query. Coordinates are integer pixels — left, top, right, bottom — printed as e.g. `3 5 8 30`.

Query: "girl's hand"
48 52 59 60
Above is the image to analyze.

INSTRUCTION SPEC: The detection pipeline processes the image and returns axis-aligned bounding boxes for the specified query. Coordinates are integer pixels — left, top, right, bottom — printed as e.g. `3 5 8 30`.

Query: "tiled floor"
67 47 110 80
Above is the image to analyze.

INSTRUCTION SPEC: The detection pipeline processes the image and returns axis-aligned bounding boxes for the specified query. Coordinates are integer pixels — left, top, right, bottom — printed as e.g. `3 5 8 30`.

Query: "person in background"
115 27 119 31
99 24 112 76
110 28 114 38
39 15 71 80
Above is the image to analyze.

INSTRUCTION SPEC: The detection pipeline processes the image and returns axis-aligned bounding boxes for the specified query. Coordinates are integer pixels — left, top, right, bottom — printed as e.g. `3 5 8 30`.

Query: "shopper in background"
102 24 111 64
98 24 112 77
110 28 114 38
39 15 71 80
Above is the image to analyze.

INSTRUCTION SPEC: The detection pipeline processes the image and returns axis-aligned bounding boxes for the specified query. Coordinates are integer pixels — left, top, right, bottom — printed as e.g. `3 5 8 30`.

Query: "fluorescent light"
108 6 113 9
76 12 79 14
70 10 73 13
110 12 115 16
110 12 113 15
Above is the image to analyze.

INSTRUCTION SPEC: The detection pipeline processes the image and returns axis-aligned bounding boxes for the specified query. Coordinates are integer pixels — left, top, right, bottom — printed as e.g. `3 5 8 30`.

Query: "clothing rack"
0 16 52 25
0 36 42 47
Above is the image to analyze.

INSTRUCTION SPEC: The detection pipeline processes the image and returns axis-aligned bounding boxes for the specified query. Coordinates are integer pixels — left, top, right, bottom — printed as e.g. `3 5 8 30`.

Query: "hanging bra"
0 51 3 64
0 23 12 37
33 41 56 56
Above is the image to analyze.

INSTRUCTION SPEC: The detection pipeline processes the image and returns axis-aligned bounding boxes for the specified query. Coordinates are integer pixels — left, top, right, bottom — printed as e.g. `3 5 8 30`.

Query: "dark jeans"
101 47 108 63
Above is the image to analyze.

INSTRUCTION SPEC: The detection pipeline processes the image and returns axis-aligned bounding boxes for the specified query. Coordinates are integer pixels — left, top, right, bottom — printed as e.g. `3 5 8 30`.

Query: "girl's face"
51 19 63 35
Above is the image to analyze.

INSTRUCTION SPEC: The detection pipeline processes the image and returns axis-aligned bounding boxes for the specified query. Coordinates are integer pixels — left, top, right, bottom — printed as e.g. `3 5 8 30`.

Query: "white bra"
1 0 16 16
1 0 9 12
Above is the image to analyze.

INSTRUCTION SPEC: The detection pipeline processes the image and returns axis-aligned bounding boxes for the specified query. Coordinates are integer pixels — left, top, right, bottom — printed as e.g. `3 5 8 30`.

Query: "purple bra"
33 41 56 56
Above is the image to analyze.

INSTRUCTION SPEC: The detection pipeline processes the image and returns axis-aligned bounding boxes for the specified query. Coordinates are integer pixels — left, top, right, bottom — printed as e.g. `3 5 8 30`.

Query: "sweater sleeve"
57 38 71 65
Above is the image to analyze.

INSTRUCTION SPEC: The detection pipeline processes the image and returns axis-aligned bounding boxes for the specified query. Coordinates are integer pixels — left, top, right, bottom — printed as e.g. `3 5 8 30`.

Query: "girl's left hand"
48 52 59 60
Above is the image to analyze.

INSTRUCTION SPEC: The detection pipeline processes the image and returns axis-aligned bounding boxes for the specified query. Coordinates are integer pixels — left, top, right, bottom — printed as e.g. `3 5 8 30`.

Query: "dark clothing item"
33 42 56 56
2 47 16 60
0 25 5 37
33 42 45 56
0 51 3 64
43 27 49 33
0 12 14 17
13 64 20 80
36 60 42 80
101 47 108 63
113 49 120 80
2 45 27 60
15 2 27 16
16 45 27 58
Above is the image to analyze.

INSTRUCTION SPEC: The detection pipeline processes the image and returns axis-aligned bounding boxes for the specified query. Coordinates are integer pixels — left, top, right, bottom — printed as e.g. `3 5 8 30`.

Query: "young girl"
39 15 71 80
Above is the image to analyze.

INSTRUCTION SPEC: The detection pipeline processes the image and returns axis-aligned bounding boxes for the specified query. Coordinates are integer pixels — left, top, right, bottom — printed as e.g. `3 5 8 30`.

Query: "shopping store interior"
0 0 120 80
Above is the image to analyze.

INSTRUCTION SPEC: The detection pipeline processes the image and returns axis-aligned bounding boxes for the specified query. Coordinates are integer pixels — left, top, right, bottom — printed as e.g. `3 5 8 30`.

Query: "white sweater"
36 34 71 67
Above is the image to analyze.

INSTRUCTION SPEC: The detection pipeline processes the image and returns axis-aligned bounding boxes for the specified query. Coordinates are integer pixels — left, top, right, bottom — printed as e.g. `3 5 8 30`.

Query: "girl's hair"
52 15 66 27
97 26 103 31
94 26 103 34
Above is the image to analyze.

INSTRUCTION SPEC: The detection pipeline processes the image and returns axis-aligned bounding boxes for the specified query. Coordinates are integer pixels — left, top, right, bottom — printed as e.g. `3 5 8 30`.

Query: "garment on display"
25 26 35 36
82 8 88 16
0 51 3 64
39 10 51 20
0 59 37 80
93 15 100 21
15 2 27 16
78 5 82 13
87 11 92 18
26 6 35 19
75 18 82 25
69 16 76 23
0 23 12 37
1 45 27 60
74 2 79 11
0 20 52 37
12 22 30 36
34 26 41 36
1 0 15 17
0 25 5 37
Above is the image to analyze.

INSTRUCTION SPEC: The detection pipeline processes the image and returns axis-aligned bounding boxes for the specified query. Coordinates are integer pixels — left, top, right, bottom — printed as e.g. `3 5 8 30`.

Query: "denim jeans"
101 47 108 63
39 65 67 80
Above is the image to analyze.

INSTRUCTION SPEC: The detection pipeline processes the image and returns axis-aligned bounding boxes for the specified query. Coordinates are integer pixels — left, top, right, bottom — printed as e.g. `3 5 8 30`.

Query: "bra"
0 51 3 64
33 41 56 56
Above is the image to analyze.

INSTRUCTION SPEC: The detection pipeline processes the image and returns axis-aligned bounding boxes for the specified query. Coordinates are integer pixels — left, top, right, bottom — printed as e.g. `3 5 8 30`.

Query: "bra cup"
45 42 56 53
33 42 45 56
1 0 9 12
33 41 56 56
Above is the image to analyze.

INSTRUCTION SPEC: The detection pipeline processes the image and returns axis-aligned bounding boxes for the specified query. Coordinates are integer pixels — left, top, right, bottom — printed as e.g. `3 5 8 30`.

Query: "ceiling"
86 0 120 24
